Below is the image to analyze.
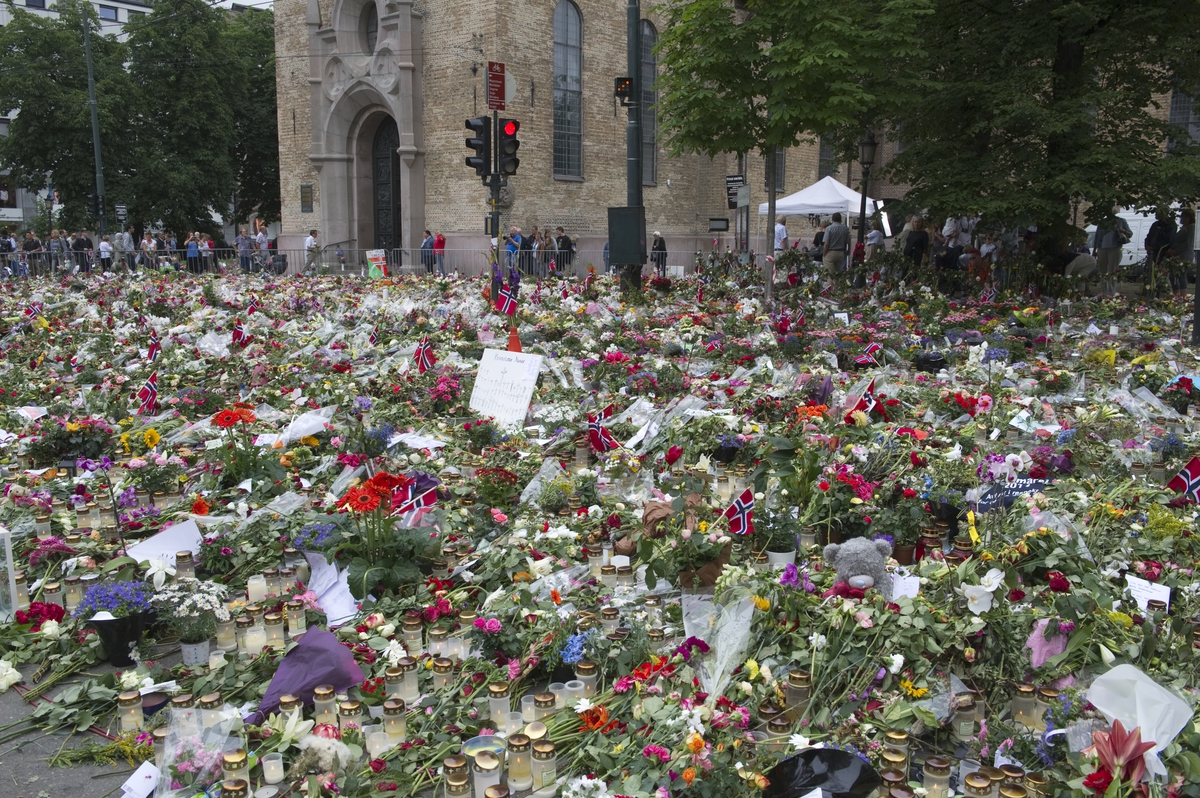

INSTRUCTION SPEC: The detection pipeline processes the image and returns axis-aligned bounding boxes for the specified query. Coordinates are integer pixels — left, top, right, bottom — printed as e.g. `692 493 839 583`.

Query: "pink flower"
490 509 508 523
854 610 874 629
613 675 635 694
312 723 341 740
507 659 521 680
643 744 671 762
484 618 502 634
473 617 486 630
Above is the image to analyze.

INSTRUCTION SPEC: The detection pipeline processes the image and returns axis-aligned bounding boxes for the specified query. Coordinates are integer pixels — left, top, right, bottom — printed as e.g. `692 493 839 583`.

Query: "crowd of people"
494 225 578 277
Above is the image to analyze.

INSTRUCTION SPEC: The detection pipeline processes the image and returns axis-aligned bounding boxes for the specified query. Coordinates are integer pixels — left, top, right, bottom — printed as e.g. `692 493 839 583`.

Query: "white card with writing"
1124 574 1171 611
121 761 160 798
469 349 545 429
891 573 921 600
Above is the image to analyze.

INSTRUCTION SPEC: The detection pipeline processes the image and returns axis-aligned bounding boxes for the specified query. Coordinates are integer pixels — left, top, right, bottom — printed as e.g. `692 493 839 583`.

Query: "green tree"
227 8 280 226
0 0 136 229
885 0 1200 257
655 0 931 246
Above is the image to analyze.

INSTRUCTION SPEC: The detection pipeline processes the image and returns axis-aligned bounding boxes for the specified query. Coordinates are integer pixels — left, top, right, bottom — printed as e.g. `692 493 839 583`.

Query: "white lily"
144 557 176 590
267 706 315 751
573 697 595 713
790 733 824 751
979 568 1006 593
0 659 20 692
385 639 408 665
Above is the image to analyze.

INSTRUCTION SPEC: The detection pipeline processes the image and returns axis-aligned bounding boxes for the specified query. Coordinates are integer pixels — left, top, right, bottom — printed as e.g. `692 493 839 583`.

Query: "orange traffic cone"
507 326 522 352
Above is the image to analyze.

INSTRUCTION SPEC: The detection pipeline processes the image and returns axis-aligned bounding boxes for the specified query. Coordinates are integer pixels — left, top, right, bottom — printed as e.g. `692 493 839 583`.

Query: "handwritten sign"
468 349 544 429
1124 574 1171 612
976 478 1047 513
126 520 203 566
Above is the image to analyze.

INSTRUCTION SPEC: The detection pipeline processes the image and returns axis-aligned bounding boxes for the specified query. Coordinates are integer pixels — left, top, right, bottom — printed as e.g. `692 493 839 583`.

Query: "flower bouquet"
152 578 230 665
23 415 114 467
74 580 154 666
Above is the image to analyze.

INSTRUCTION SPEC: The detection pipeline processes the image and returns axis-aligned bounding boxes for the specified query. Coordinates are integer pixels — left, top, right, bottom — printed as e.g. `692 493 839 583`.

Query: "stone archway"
371 116 400 251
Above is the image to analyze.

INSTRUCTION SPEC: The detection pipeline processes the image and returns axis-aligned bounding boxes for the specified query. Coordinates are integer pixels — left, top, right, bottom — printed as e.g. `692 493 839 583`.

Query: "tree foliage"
0 0 279 236
884 0 1200 254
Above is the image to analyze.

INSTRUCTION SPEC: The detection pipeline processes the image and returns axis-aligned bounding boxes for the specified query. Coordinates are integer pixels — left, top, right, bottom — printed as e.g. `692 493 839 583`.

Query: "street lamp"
856 130 877 247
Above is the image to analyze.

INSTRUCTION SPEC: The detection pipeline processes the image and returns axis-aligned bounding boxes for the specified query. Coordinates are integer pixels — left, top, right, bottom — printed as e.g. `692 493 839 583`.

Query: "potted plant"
152 578 230 666
756 505 798 566
649 275 672 297
872 486 926 565
73 580 155 666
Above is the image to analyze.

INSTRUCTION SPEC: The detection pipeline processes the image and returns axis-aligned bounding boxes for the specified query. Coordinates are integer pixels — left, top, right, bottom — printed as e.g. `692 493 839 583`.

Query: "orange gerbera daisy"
235 407 257 424
367 471 410 494
191 498 210 516
550 590 562 605
339 485 381 513
212 409 241 428
577 705 611 732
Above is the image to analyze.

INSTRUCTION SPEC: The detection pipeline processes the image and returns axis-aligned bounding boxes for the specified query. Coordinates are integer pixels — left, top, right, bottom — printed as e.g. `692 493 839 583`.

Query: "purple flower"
674 636 710 662
779 563 800 589
1058 621 1076 633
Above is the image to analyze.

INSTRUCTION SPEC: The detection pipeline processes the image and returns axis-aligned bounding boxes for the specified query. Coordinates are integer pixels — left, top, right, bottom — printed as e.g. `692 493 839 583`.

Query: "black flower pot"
89 613 148 667
931 502 962 524
712 446 739 464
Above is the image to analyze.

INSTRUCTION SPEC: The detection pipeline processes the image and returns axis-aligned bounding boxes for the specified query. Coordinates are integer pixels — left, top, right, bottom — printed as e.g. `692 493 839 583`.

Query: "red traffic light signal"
497 118 521 176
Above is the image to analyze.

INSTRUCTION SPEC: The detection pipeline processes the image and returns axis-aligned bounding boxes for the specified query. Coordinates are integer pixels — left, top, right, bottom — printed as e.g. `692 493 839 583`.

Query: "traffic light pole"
618 0 645 292
488 109 501 244
82 11 107 236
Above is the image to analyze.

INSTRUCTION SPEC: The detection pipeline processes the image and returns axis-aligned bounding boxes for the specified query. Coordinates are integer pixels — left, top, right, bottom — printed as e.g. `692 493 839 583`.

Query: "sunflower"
142 429 161 448
212 409 241 428
340 485 381 513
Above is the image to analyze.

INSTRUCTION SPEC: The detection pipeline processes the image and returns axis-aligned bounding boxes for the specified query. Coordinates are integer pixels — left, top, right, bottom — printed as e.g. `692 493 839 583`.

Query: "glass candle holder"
153 727 169 765
118 690 143 731
428 626 449 658
385 666 404 699
383 698 406 742
616 565 635 587
209 650 227 672
548 683 566 709
472 751 502 796
531 740 557 795
599 565 617 589
883 729 910 773
338 700 364 734
235 616 254 652
644 596 662 627
261 752 284 785
488 682 510 720
216 616 238 652
1000 764 1026 786
264 613 286 649
564 680 586 704
506 733 533 792
199 692 223 729
151 492 166 510
1033 689 1058 733
785 669 811 721
432 657 454 690
279 566 296 594
534 692 555 719
600 606 619 632
313 685 337 726
43 581 62 607
505 711 524 735
923 756 952 798
587 548 603 577
278 694 302 722
766 716 791 753
221 749 249 782
1010 684 1037 729
263 567 281 596
964 773 992 798
575 662 598 696
175 551 195 580
954 697 978 742
285 599 306 637
171 694 198 730
63 575 83 613
368 731 391 757
33 513 51 540
242 624 267 657
74 507 91 531
399 656 420 701
446 774 471 797
979 766 1005 798
881 749 907 780
246 574 268 603
521 694 537 722
220 779 249 798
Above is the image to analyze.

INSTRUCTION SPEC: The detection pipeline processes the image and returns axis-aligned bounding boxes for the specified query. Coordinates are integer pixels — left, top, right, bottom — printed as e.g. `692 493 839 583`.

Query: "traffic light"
497 118 521 176
86 193 99 216
465 117 491 178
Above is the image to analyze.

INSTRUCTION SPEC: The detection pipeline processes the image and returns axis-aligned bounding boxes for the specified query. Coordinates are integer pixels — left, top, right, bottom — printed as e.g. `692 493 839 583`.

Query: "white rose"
377 623 396 638
0 660 20 692
40 620 62 639
408 453 422 464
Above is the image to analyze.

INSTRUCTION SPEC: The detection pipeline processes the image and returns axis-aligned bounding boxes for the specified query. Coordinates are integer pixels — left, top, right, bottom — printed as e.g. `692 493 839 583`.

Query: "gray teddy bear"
824 538 893 599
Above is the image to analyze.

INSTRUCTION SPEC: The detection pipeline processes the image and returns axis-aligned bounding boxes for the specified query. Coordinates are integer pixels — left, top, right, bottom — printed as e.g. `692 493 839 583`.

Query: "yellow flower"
66 422 81 432
300 435 320 447
850 410 870 426
1108 611 1134 629
744 658 760 681
751 596 770 612
698 521 709 534
685 733 705 754
142 429 161 448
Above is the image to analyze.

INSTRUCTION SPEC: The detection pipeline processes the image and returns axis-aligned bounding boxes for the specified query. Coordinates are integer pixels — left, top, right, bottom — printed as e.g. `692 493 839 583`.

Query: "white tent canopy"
757 175 879 217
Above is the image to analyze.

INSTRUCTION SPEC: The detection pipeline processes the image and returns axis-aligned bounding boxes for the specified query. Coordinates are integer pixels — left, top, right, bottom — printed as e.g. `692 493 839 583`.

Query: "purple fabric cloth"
247 628 364 724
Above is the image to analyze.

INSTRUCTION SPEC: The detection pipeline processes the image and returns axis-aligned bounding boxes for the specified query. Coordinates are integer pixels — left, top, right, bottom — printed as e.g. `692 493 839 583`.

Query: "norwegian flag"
247 297 260 315
723 488 755 535
369 326 378 346
232 319 246 345
864 342 883 356
587 413 619 453
706 339 723 353
137 372 159 415
147 330 162 362
854 353 877 367
820 283 832 296
399 488 438 526
549 258 557 273
560 284 569 301
980 285 996 303
599 403 616 419
1167 457 1200 501
847 378 888 422
697 285 704 304
70 355 83 373
584 272 594 292
795 307 806 327
496 286 518 316
414 336 436 374
24 301 42 318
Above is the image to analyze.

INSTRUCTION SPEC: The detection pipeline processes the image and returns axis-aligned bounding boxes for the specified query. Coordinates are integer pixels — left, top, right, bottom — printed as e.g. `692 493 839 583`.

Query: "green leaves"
348 558 389 600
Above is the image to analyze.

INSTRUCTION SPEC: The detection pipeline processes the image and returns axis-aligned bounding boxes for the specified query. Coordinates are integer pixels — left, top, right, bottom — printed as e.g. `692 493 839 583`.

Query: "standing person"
72 229 94 273
22 232 43 276
0 230 15 276
650 231 668 277
121 226 136 271
810 221 827 261
865 220 884 261
773 215 788 256
1093 209 1130 297
1170 209 1195 291
902 217 929 274
420 229 435 274
505 227 520 269
256 225 270 260
141 231 157 269
98 235 113 272
112 225 126 271
603 239 610 273
47 230 65 275
543 230 558 273
518 227 534 273
554 227 573 271
893 215 914 258
1145 209 1175 265
822 213 850 271
202 234 215 273
529 227 541 277
235 227 254 272
434 230 446 277
303 229 319 273
185 232 201 274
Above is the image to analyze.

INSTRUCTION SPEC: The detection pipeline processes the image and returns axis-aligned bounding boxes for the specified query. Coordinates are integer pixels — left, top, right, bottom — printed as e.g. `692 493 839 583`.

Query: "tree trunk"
1039 33 1087 262
765 144 777 305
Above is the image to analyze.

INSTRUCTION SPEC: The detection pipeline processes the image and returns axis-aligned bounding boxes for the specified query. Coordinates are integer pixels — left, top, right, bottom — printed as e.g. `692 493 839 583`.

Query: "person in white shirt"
956 216 976 248
773 215 788 253
304 229 319 273
864 220 884 260
255 227 269 255
98 235 113 271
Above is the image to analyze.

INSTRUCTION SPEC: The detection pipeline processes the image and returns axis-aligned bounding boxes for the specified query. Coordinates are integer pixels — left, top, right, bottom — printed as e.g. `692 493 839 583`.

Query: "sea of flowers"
0 254 1198 798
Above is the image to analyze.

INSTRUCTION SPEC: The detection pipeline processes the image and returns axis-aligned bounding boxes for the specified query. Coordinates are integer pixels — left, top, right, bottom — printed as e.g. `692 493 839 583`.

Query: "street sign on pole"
725 174 745 210
736 185 750 208
487 62 506 111
115 204 127 222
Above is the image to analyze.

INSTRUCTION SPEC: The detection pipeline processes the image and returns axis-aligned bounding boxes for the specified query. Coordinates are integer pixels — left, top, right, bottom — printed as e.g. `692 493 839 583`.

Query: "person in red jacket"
434 230 446 277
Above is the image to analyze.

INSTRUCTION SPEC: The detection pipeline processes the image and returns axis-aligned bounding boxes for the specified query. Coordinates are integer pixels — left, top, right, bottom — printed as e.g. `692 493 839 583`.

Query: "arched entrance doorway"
372 117 400 251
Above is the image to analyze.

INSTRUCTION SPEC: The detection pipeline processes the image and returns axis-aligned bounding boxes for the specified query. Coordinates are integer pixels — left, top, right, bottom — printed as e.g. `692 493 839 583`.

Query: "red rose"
665 445 683 466
1007 589 1026 602
903 488 917 499
1082 769 1113 795
369 759 387 774
1046 571 1071 592
375 783 399 792
818 481 830 492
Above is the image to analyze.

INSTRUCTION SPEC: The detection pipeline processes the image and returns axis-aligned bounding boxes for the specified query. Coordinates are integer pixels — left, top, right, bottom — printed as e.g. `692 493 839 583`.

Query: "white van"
1085 205 1178 266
